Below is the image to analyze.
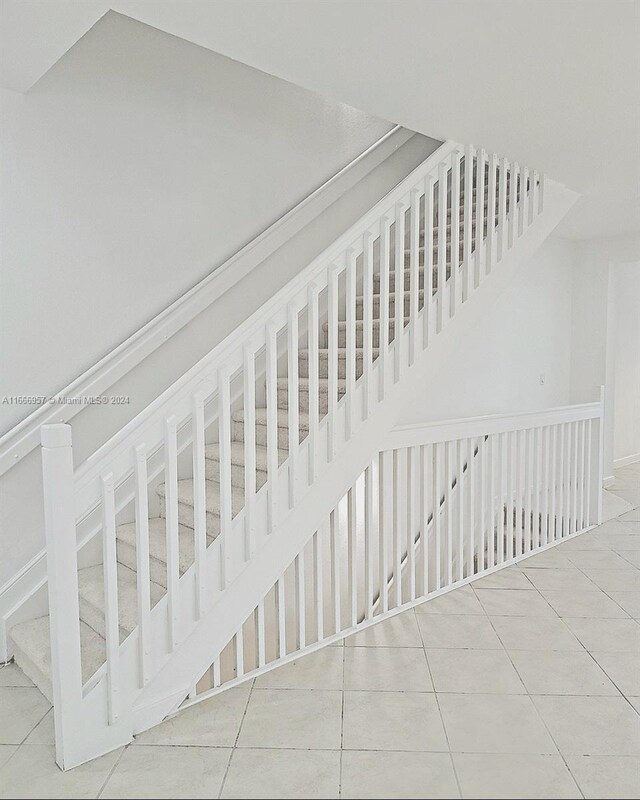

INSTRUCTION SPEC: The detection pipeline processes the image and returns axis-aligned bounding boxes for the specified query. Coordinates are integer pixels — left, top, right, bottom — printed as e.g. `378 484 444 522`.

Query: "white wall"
0 11 393 434
611 262 640 466
569 234 640 479
395 235 576 425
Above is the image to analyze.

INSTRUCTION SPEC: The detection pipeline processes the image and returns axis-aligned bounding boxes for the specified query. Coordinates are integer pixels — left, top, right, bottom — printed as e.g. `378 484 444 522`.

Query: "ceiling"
2 0 639 239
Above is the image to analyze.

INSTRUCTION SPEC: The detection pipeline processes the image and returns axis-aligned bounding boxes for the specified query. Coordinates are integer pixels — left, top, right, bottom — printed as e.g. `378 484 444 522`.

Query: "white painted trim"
0 125 415 477
604 475 615 488
613 452 640 468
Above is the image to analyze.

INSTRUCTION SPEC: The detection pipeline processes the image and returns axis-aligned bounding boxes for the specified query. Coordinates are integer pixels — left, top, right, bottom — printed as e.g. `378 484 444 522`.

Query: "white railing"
38 141 546 768
180 398 603 702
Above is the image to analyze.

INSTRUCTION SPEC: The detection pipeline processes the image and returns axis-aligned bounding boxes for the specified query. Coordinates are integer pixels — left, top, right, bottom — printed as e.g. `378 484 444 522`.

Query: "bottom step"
10 616 106 704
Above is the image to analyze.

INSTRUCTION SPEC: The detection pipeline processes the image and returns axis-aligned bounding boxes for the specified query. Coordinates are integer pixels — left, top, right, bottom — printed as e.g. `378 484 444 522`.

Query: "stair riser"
159 497 222 537
232 418 297 450
205 457 269 491
299 351 375 380
276 386 346 414
324 321 404 349
356 292 426 320
117 540 170 590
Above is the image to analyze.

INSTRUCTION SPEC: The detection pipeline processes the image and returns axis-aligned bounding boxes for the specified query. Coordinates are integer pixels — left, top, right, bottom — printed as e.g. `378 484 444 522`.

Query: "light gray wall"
0 11 441 587
395 236 576 425
0 10 394 434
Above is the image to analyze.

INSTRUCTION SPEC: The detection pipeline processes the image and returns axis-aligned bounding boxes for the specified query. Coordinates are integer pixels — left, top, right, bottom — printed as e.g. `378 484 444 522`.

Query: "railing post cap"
41 423 72 448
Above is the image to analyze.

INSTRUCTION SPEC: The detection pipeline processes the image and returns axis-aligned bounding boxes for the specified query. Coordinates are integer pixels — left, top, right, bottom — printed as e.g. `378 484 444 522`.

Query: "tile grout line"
217 676 255 799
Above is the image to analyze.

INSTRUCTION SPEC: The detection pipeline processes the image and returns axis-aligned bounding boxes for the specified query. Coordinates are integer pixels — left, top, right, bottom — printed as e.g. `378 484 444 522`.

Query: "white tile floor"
1 465 638 798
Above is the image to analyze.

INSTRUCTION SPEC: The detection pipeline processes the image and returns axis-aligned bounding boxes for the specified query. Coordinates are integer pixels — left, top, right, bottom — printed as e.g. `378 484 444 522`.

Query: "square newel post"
41 423 83 770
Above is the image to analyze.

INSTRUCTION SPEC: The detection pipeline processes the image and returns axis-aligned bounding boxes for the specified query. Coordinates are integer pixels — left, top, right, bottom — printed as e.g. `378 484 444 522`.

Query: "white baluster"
101 473 119 725
330 508 342 631
242 347 256 559
463 145 474 302
362 232 374 417
407 447 417 601
585 418 593 527
393 449 404 607
394 202 407 379
409 189 421 365
164 415 180 645
532 170 540 224
379 450 393 612
509 162 518 249
295 553 306 649
520 166 530 236
327 265 339 459
313 529 324 640
347 485 358 625
265 324 279 532
434 441 443 588
450 151 461 315
364 463 374 618
551 424 558 541
217 370 232 588
134 445 151 685
486 153 498 273
421 444 431 595
457 439 465 580
256 600 266 669
437 162 448 331
234 630 244 679
192 392 208 614
378 218 391 400
498 156 508 261
467 437 476 573
345 249 357 439
307 283 320 484
287 303 299 508
276 576 287 658
424 175 435 348
475 149 486 283
538 173 545 215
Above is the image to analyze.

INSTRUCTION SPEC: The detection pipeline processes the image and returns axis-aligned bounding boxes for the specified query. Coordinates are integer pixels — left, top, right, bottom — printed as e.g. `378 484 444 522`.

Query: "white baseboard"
613 453 640 469
604 475 615 488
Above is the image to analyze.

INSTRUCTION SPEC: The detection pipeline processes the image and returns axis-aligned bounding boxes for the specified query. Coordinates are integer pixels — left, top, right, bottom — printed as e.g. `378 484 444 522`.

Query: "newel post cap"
41 423 72 448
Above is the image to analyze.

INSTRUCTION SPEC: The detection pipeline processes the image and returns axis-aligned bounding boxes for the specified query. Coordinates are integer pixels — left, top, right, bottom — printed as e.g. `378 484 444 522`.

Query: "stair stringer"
125 176 579 736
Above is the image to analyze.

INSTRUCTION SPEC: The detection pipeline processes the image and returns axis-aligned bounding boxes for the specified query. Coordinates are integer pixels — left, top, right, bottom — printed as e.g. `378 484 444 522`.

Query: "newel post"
596 385 605 524
41 423 83 770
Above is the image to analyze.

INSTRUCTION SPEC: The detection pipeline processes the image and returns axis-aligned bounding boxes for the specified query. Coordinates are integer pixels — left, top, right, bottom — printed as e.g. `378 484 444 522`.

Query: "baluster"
276 576 287 658
585 418 593 527
542 426 550 546
327 266 339 459
393 450 403 607
362 232 374 416
463 145 474 302
164 415 180 644
437 162 448 331
498 156 508 261
515 430 524 555
409 189 421 365
192 393 208 615
421 444 431 595
457 439 465 581
364 463 374 618
134 445 151 686
475 149 486 283
479 435 486 572
578 420 586 531
242 347 256 559
295 553 306 649
564 422 572 537
378 219 391 400
535 427 542 548
330 508 342 631
408 447 417 600
210 657 221 689
347 486 358 626
394 202 407 379
379 450 393 612
434 441 443 587
450 151 461 316
424 176 435 348
265 324 279 532
509 162 518 249
345 249 357 439
307 283 320 484
488 434 496 567
558 423 566 538
506 432 514 560
526 428 534 552
218 370 232 589
287 303 299 508
572 421 579 534
520 166 530 236
498 433 506 564
470 437 477 573
550 424 558 541
101 473 119 724
445 441 454 584
486 153 498 273
538 173 545 215
313 529 324 640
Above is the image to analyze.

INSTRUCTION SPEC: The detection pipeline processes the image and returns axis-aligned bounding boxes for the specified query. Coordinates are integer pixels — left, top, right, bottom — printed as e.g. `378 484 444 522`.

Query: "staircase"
5 141 581 769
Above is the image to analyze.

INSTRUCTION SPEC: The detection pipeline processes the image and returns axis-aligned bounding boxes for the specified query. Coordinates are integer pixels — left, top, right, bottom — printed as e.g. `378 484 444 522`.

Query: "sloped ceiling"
2 0 639 239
